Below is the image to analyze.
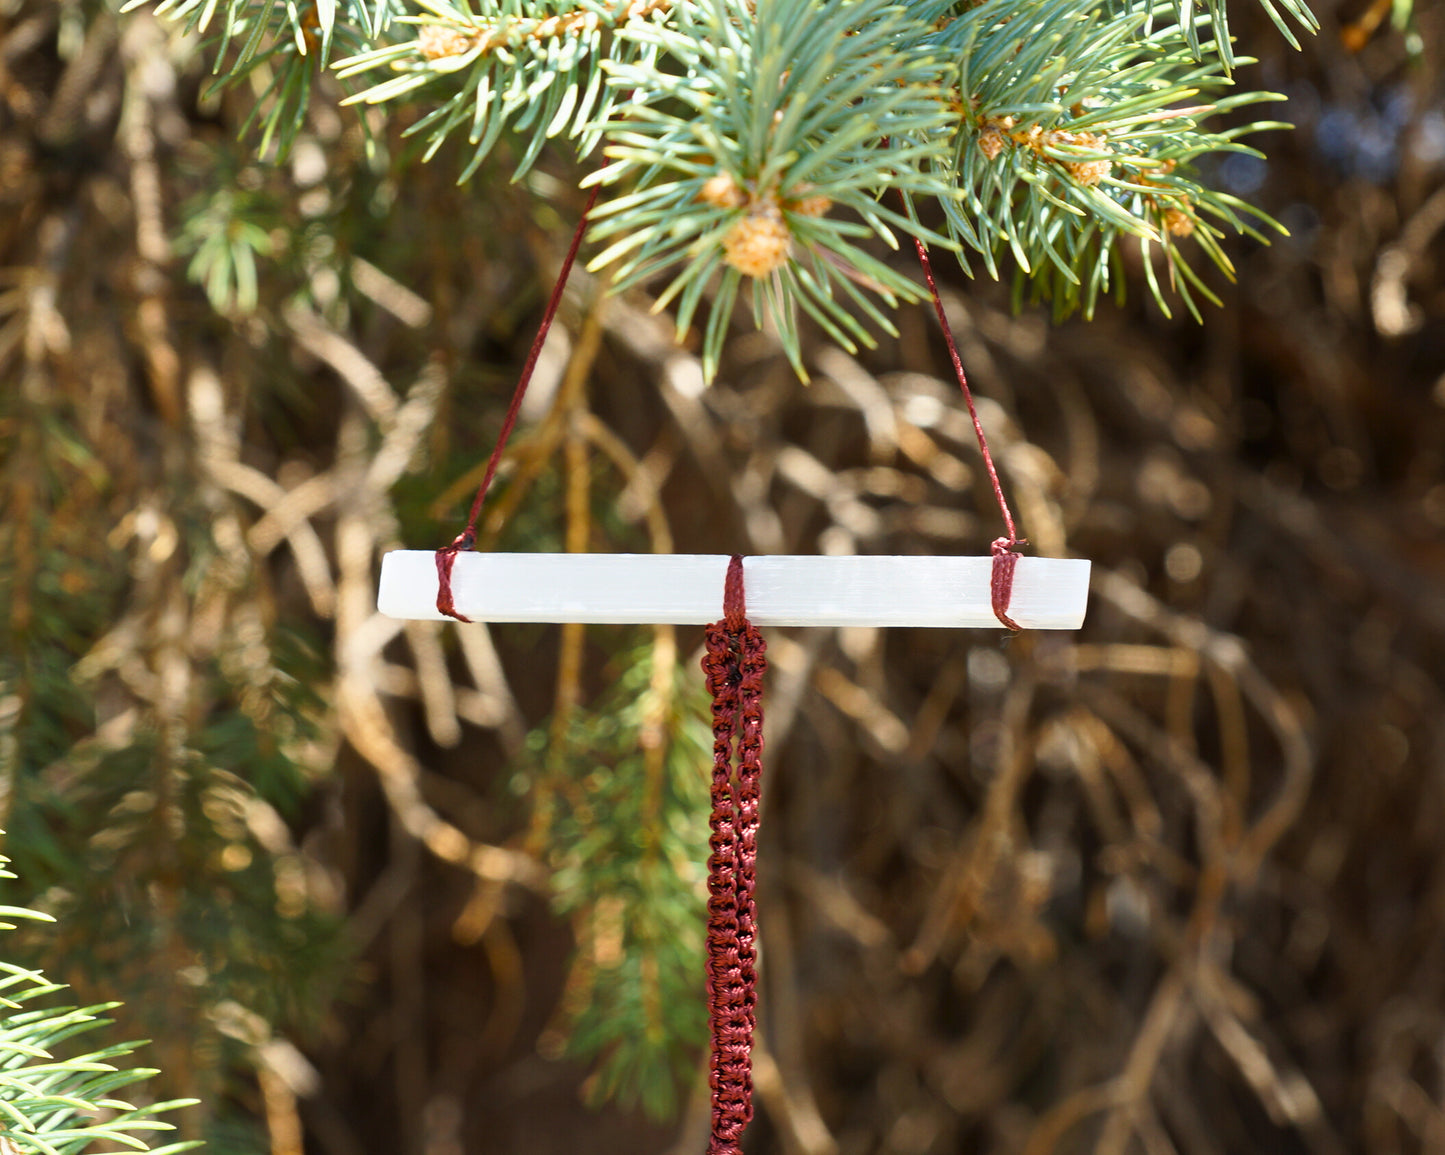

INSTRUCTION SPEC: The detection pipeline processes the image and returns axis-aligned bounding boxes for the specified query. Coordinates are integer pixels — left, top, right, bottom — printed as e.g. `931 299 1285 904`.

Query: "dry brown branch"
349 255 434 329
813 347 899 462
247 472 339 557
1091 568 1314 883
285 301 400 428
751 1037 839 1155
334 677 545 890
209 459 338 618
118 19 180 427
451 624 527 756
1021 1081 1126 1155
1094 970 1191 1155
902 675 1043 976
402 619 462 749
367 359 448 493
812 665 909 756
754 900 840 1155
330 395 544 896
1370 181 1445 337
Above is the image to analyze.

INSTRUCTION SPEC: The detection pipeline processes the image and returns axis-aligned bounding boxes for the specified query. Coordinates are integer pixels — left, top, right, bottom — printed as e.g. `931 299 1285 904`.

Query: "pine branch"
584 0 961 378
0 849 201 1155
136 0 1321 373
1181 0 1319 69
335 0 674 180
122 0 400 158
936 0 1292 319
533 643 713 1122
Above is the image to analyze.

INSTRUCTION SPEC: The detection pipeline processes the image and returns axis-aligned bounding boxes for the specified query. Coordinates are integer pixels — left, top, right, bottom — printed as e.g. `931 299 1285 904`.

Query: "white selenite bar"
378 552 1090 629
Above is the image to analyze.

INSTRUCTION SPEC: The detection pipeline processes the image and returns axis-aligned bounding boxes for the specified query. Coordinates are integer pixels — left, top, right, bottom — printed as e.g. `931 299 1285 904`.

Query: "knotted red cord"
701 555 767 1155
914 239 1027 631
434 185 601 621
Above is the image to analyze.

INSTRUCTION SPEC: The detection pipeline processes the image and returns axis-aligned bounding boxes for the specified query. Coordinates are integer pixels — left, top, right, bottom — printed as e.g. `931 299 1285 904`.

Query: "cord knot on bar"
990 536 1027 633
434 530 478 623
723 555 748 633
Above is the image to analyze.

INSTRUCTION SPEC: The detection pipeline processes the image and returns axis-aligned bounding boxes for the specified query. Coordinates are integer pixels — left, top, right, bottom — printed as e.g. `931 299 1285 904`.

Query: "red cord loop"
434 185 600 621
990 536 1025 633
702 555 766 1155
434 533 475 623
723 554 747 631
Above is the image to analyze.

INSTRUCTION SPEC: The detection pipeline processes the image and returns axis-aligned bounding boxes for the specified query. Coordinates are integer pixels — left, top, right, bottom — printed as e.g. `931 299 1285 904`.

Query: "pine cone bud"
1053 131 1110 186
417 24 479 61
699 172 747 210
1163 207 1195 237
976 116 1015 161
788 185 832 217
722 212 792 277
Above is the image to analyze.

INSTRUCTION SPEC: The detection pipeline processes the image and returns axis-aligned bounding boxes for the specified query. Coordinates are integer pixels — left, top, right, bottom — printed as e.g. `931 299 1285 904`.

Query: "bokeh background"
2 1 1443 1152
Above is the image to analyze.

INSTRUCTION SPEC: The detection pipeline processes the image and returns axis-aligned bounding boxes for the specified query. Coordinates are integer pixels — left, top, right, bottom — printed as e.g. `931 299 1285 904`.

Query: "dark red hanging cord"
701 556 767 1155
434 185 601 621
913 238 1027 631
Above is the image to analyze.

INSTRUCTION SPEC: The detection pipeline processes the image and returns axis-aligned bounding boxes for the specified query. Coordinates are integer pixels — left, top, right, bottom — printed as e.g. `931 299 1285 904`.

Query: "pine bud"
978 127 1007 160
1060 132 1111 187
417 24 479 61
699 172 747 210
1066 157 1111 186
788 185 832 218
1163 207 1195 237
722 212 792 277
976 116 1015 161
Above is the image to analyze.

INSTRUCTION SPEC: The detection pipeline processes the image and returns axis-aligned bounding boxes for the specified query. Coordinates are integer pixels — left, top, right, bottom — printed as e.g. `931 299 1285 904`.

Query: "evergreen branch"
125 0 384 67
535 643 713 1123
0 850 201 1155
1179 0 1319 70
126 0 400 158
935 0 1291 319
586 0 960 378
133 0 1322 372
335 0 674 179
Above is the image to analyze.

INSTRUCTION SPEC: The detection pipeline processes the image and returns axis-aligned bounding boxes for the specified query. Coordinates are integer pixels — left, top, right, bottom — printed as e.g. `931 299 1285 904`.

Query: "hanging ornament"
379 191 1090 1151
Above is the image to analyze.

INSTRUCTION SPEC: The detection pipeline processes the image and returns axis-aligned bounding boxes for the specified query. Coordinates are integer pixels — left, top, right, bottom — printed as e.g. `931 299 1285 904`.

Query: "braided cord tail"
702 619 743 1151
702 557 767 1155
733 620 767 1092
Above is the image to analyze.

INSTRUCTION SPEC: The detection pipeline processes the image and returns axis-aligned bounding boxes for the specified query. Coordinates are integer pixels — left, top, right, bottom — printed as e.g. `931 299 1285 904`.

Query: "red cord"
990 537 1022 632
435 185 601 621
913 239 1027 631
701 556 766 1155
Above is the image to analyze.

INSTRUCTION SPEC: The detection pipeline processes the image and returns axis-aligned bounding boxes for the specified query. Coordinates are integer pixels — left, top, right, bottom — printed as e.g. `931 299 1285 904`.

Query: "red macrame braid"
700 556 767 1154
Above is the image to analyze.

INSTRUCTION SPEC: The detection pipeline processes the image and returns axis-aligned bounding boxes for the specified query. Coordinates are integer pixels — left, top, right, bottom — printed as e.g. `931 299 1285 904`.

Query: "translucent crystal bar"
378 552 1090 629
